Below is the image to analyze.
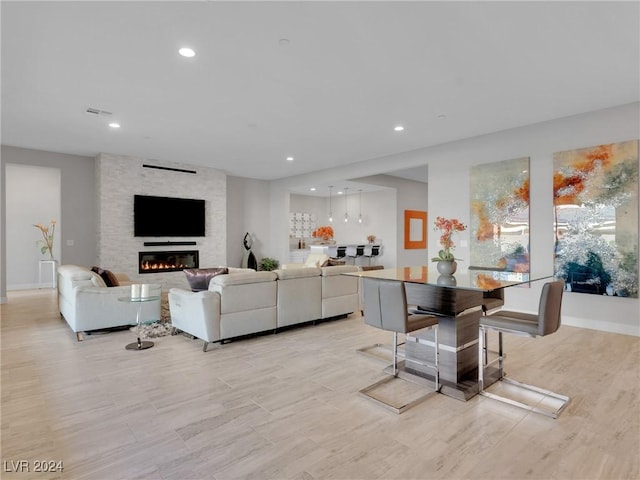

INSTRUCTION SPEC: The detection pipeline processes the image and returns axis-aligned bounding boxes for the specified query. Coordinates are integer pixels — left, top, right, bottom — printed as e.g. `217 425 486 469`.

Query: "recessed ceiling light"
178 47 196 58
394 125 404 132
286 156 294 161
437 114 447 120
310 187 316 191
279 38 290 46
108 122 120 129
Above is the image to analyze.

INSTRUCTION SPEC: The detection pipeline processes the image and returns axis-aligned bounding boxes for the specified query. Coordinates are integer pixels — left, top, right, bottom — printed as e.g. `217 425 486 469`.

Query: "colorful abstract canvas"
470 157 530 272
553 140 638 297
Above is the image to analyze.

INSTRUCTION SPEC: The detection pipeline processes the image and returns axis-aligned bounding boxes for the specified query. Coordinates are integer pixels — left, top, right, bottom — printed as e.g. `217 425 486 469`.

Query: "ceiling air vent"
85 107 113 116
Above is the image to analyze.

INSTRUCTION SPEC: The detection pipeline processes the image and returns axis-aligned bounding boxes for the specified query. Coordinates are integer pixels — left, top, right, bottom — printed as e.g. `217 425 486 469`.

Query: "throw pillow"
304 253 330 268
90 271 107 287
102 269 120 287
91 266 119 287
327 258 346 266
184 267 229 292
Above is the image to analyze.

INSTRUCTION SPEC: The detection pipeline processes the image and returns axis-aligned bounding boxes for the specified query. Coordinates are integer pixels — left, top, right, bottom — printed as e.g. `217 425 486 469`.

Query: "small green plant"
258 257 279 271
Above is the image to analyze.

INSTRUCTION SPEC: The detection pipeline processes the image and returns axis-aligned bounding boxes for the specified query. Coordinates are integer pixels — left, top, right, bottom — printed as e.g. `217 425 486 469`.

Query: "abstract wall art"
553 140 638 298
470 157 530 272
289 212 317 239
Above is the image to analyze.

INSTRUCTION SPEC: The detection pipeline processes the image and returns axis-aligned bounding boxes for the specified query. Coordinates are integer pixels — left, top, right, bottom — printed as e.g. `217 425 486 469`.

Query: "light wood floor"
1 289 639 480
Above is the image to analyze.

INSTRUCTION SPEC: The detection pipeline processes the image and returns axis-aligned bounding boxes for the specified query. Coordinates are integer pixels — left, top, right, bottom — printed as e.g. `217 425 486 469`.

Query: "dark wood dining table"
346 266 552 401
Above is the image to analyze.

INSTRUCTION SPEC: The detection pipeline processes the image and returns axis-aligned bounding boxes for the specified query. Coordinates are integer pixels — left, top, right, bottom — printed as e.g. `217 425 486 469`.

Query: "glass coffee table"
118 295 161 350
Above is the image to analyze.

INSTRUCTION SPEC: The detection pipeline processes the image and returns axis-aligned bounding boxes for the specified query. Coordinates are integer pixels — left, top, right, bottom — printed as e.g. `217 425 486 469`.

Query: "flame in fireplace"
139 250 198 273
140 260 190 271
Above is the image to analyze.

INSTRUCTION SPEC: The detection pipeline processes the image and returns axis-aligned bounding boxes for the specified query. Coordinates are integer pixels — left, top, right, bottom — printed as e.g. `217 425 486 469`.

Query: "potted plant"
258 257 279 271
431 216 467 275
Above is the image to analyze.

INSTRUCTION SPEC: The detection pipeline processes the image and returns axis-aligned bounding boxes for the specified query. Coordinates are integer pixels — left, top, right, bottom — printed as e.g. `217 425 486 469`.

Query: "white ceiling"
2 1 639 186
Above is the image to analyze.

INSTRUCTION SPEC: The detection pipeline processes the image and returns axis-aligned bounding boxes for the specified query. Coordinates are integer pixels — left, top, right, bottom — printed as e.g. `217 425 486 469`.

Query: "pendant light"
343 187 349 223
328 186 334 223
358 189 363 224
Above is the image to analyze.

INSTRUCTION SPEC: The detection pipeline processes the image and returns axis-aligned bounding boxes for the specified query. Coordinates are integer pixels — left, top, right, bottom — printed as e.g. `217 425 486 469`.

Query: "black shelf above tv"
143 241 197 247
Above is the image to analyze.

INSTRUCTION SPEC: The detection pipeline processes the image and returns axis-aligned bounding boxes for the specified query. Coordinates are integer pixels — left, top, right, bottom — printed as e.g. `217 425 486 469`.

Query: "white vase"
436 260 457 275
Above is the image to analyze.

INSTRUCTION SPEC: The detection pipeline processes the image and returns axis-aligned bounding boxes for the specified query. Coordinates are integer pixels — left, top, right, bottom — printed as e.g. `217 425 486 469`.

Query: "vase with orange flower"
312 225 335 244
33 220 57 260
431 216 467 275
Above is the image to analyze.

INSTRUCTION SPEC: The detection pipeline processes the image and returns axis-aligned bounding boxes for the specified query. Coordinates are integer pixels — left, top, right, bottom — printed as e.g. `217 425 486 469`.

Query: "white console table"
39 259 58 289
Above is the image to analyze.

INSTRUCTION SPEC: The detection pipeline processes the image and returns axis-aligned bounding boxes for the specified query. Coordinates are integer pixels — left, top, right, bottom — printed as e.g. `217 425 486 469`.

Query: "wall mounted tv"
134 195 205 237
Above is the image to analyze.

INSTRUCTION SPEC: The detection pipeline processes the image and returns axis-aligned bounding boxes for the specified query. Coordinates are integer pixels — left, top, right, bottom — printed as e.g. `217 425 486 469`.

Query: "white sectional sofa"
209 270 278 339
321 265 360 319
168 264 359 351
275 267 322 328
57 264 161 341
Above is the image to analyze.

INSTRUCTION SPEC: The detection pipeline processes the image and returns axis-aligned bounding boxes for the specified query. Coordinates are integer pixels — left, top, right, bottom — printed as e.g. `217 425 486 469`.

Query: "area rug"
131 321 173 338
129 293 173 338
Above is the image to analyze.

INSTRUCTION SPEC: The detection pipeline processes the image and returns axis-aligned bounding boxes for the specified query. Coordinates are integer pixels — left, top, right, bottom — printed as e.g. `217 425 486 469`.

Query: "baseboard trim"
562 315 639 337
7 283 51 291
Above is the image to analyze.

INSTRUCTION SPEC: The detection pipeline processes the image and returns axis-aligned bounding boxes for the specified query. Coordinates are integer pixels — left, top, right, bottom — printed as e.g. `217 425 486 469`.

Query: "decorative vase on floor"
242 232 257 270
436 260 457 275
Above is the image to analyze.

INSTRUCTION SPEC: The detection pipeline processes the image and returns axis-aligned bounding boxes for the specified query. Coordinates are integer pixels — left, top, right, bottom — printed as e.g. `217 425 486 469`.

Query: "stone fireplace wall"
96 153 226 289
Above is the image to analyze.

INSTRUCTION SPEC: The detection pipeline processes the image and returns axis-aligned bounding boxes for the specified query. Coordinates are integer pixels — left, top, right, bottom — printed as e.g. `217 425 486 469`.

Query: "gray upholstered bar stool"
482 289 504 314
478 280 570 418
359 278 440 413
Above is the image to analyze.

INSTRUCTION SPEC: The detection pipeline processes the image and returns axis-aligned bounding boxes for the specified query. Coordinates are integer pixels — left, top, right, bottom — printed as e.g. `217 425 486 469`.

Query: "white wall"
0 158 6 302
227 176 271 267
96 154 227 290
1 146 97 271
5 164 61 289
273 103 640 336
329 190 393 246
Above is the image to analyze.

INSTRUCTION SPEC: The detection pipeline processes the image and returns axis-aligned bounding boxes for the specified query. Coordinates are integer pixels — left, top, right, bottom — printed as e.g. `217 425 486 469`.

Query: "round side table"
118 295 161 350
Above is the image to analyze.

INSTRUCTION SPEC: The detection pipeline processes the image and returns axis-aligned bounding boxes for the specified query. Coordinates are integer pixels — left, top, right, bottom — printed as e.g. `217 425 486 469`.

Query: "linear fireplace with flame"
139 250 199 274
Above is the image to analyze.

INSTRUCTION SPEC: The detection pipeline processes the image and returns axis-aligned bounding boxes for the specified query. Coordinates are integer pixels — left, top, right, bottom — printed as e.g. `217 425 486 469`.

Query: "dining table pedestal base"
403 308 484 401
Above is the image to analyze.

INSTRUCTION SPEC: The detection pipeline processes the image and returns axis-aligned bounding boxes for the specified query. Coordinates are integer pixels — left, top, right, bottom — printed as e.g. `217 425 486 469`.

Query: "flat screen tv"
134 195 205 237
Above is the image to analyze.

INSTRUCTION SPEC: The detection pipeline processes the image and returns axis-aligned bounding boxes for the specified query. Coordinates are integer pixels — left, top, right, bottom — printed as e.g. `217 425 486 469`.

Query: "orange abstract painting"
470 157 530 272
553 140 638 297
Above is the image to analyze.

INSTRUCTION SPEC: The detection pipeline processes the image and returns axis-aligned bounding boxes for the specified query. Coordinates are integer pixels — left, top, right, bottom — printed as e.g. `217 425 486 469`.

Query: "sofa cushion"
321 265 359 276
90 271 107 287
184 267 229 292
91 266 119 287
211 271 277 287
274 267 321 280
